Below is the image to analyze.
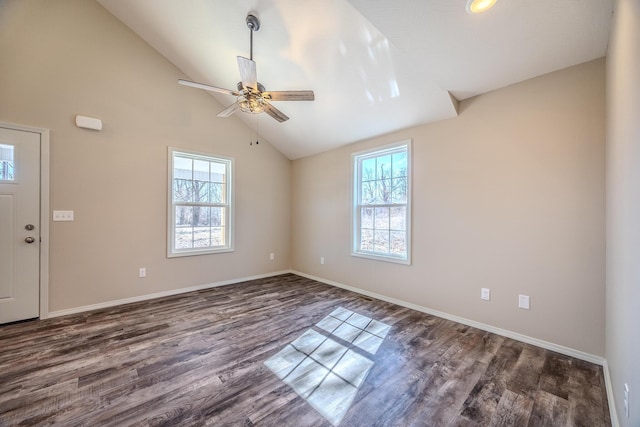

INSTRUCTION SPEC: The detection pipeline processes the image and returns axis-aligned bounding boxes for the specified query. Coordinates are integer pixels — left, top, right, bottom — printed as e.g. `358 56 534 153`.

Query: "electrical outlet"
518 295 530 310
481 288 490 301
320 257 325 265
269 253 275 261
139 268 146 278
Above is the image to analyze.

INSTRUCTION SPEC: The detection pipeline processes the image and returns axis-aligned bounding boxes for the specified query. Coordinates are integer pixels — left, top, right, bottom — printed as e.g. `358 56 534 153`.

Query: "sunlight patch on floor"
264 307 391 426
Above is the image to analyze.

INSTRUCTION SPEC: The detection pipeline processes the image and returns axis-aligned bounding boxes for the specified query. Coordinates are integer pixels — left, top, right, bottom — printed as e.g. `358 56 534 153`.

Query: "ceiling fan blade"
178 79 239 96
237 56 257 91
217 102 240 118
264 102 289 122
263 91 315 101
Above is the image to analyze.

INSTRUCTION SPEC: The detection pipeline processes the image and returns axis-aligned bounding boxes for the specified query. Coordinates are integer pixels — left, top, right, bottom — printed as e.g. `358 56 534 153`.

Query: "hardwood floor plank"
527 389 570 427
488 389 534 426
0 273 610 426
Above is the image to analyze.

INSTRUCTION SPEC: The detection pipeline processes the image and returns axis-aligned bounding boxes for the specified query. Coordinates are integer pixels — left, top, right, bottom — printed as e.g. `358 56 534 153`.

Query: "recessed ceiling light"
466 0 497 14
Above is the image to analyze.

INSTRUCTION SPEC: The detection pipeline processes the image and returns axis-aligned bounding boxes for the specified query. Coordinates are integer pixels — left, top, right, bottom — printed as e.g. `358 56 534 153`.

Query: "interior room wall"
0 0 292 312
291 58 606 357
606 0 640 425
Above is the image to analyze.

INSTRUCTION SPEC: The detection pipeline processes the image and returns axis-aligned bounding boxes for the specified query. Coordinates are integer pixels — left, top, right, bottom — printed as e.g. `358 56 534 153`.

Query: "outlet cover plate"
519 294 530 310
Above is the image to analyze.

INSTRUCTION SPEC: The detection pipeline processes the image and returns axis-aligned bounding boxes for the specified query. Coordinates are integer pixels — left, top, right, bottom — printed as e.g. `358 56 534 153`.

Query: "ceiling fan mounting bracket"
246 14 260 32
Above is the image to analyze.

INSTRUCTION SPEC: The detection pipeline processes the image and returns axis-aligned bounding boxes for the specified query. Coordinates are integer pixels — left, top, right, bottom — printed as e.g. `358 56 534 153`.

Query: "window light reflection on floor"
264 307 391 426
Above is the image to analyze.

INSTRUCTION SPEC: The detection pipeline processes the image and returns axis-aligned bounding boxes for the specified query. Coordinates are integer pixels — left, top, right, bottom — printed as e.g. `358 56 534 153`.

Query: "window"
168 148 233 257
0 144 15 181
352 141 411 264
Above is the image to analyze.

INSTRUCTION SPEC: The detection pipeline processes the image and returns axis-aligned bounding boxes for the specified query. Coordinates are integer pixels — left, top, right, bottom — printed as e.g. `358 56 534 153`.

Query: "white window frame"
351 140 411 265
167 147 234 257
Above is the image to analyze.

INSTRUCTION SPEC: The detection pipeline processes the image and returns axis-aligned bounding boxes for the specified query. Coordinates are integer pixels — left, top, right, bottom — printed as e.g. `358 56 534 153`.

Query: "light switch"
53 210 74 221
519 294 530 310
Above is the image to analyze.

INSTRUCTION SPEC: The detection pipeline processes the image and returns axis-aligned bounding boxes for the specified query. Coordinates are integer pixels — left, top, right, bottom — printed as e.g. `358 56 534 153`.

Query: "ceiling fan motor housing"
246 14 260 32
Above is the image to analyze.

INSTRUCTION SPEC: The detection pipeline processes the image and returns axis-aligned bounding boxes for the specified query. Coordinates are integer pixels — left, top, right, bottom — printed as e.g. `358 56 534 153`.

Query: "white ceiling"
96 0 613 160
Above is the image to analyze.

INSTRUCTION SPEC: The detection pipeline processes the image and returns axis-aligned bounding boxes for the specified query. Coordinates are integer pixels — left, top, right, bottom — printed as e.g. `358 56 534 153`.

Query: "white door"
0 126 40 324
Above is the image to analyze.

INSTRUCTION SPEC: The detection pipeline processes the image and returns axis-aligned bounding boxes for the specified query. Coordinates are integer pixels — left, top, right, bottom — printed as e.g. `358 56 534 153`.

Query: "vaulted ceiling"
97 0 613 159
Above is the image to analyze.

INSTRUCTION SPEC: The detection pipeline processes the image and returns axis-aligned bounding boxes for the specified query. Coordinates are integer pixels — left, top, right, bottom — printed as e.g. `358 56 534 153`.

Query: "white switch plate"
519 294 530 310
138 268 146 278
320 257 325 265
269 253 275 261
53 210 74 221
481 288 490 301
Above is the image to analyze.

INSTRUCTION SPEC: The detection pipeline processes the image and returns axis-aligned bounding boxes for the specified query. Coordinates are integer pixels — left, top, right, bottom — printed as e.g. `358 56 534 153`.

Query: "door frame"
0 121 50 319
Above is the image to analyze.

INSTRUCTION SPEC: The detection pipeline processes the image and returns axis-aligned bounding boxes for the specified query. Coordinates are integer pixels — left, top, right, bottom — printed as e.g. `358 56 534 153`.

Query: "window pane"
174 156 192 177
212 227 225 246
211 207 224 227
375 179 392 204
173 179 193 202
0 144 15 181
210 162 226 183
193 226 210 248
193 159 209 182
361 158 376 181
210 183 224 203
392 152 407 178
390 207 406 231
374 207 389 229
194 181 210 203
361 181 375 205
175 205 193 226
175 205 194 249
391 177 407 204
361 207 373 229
195 206 210 226
374 230 389 253
390 231 406 255
360 229 373 251
376 155 391 180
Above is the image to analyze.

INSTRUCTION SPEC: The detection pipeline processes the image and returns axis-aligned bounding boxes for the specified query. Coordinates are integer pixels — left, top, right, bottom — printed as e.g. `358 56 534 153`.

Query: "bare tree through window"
354 143 410 262
169 149 233 256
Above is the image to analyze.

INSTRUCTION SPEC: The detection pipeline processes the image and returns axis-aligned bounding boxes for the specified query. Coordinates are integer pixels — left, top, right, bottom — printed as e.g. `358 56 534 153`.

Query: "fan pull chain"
250 114 259 146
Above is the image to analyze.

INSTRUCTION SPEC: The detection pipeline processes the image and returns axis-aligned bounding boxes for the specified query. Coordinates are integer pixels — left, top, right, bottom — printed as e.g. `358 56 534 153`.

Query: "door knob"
25 237 36 244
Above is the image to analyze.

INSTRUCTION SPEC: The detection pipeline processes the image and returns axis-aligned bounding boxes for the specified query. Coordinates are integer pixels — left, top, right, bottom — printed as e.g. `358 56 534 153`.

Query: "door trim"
0 121 50 320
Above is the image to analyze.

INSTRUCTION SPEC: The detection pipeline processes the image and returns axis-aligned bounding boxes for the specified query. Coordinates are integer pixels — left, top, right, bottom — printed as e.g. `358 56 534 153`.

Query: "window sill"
351 251 411 265
168 247 234 258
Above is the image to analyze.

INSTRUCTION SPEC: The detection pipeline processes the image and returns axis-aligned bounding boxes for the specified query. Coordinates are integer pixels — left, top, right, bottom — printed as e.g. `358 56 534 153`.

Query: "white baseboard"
46 270 291 319
292 270 606 366
45 269 618 423
603 360 620 427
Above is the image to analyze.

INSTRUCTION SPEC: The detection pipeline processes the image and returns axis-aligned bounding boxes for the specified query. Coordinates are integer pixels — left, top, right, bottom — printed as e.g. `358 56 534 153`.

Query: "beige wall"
0 0 291 311
292 59 606 356
0 0 609 361
606 0 640 425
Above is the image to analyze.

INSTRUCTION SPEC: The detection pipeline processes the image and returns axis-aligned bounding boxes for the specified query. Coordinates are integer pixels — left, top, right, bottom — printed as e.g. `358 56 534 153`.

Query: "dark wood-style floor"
0 274 610 426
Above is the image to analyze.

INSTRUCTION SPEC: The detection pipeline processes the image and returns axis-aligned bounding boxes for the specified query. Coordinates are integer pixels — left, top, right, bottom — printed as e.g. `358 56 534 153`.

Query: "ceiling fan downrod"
246 14 260 61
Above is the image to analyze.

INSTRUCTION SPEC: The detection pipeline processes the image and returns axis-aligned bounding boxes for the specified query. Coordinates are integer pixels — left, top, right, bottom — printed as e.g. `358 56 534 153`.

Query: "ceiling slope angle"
96 0 459 159
347 0 614 100
97 0 612 159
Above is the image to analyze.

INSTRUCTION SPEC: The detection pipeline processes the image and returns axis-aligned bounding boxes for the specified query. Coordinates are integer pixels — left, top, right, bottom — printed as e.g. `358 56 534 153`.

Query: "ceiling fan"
178 14 314 123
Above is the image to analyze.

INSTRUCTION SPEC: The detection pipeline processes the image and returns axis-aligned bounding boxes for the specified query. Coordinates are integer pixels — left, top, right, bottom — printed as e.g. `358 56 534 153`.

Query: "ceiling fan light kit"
466 0 498 14
178 14 314 123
